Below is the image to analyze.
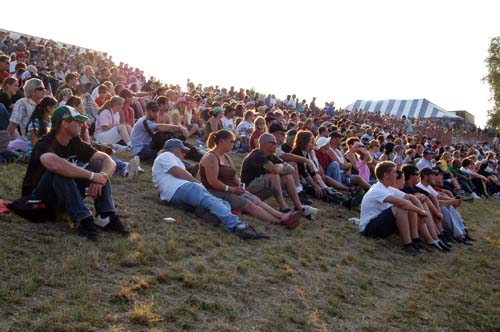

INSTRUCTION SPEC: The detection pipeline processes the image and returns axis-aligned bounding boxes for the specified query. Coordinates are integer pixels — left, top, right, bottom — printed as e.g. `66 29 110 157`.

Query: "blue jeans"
32 160 115 223
0 103 9 130
137 144 157 161
170 182 242 230
440 206 465 239
112 157 127 177
326 161 342 183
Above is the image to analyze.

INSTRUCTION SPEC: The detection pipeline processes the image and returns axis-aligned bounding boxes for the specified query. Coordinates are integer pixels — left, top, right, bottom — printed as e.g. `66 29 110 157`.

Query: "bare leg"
408 211 419 240
391 206 412 245
267 174 288 210
251 196 286 220
323 175 350 191
352 175 371 190
242 201 280 223
287 161 302 188
282 174 303 209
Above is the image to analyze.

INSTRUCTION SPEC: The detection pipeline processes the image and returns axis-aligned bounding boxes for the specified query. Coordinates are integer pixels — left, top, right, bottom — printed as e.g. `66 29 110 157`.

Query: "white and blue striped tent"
345 99 462 119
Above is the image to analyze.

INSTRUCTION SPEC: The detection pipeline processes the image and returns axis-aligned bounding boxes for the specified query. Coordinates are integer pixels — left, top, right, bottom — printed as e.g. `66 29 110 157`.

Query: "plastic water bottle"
345 175 352 186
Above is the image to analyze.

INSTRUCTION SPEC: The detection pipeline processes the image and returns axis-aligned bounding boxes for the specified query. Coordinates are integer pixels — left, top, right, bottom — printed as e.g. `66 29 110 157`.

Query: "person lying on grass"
152 138 267 239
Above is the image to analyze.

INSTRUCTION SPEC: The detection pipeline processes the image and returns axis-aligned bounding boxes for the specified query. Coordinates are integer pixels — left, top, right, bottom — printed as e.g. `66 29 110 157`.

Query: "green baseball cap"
50 106 88 124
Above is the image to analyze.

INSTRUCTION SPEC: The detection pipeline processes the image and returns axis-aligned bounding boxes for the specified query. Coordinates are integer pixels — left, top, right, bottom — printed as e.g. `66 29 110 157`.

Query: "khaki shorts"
246 174 273 200
209 190 255 212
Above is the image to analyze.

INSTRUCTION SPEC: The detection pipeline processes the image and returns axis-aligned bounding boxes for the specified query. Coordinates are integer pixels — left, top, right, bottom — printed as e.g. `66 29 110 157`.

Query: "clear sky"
3 0 499 126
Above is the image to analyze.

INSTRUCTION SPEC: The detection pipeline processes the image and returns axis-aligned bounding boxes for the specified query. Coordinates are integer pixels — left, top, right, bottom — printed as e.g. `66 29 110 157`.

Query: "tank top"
200 152 238 190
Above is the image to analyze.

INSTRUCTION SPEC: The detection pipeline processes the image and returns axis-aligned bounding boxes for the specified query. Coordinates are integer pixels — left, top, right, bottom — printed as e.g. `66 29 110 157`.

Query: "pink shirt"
94 109 120 136
357 160 371 182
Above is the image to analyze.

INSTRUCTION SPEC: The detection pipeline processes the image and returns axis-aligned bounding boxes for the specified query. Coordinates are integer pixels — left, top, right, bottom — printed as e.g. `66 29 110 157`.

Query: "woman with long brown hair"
199 129 302 229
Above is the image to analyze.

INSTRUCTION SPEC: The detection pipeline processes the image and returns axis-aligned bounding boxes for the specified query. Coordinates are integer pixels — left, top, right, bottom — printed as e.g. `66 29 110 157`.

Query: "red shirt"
249 130 262 151
0 70 10 85
95 97 105 107
315 149 333 171
121 105 135 127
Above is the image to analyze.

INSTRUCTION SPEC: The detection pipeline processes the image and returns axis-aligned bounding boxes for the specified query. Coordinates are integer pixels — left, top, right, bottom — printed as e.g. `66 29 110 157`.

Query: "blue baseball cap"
163 139 190 152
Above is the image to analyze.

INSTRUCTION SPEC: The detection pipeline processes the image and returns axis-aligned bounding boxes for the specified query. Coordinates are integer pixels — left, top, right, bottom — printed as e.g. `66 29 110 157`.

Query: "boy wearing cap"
417 167 473 244
21 106 128 240
152 139 266 239
416 149 435 169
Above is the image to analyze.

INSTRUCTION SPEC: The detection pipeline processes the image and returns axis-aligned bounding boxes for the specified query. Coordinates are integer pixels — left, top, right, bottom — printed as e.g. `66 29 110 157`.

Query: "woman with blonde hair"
199 129 302 229
249 115 266 151
94 96 131 147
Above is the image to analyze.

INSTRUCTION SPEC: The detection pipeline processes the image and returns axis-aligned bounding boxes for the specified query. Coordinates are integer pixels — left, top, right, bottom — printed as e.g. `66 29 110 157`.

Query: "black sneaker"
464 234 475 242
459 238 473 246
232 224 268 240
438 240 452 250
402 245 420 256
434 241 451 253
102 214 130 236
77 217 99 240
298 191 313 205
412 240 430 252
438 234 452 248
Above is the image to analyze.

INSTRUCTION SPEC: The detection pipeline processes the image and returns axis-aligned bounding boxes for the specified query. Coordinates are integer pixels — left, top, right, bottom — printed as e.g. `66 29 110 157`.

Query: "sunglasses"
35 87 45 91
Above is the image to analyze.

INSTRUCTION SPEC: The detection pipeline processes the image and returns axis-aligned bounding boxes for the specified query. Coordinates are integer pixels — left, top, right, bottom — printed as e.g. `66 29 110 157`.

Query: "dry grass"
1 152 499 332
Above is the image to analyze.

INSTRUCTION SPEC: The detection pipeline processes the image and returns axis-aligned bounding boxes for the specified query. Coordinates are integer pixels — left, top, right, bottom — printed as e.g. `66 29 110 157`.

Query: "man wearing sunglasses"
21 105 129 240
240 133 318 218
7 78 45 137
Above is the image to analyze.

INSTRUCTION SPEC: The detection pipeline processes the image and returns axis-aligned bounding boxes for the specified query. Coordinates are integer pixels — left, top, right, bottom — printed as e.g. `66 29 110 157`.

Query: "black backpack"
7 196 50 223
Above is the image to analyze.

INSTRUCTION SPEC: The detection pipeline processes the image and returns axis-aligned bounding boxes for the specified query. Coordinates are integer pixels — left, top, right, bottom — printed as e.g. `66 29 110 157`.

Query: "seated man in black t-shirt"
240 133 318 218
21 106 129 240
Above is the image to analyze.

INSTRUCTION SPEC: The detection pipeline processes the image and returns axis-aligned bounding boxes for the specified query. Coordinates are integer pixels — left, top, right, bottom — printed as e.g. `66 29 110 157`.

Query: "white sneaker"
471 192 481 199
94 215 111 228
302 205 318 217
127 156 140 177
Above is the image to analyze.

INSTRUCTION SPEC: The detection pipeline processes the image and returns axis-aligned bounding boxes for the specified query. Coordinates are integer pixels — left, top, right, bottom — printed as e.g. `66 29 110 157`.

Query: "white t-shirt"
416 183 439 196
221 116 235 131
152 151 190 202
329 146 345 164
359 182 404 232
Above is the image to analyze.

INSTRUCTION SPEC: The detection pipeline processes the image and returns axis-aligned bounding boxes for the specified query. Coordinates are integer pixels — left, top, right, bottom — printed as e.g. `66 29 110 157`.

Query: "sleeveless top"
200 151 238 190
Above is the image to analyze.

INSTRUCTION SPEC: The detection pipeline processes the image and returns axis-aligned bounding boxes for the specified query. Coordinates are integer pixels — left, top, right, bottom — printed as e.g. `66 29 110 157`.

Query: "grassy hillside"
0 153 499 332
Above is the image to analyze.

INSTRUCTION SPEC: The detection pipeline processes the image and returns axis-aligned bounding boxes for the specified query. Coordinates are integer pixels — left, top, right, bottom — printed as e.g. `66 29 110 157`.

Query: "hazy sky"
3 0 499 126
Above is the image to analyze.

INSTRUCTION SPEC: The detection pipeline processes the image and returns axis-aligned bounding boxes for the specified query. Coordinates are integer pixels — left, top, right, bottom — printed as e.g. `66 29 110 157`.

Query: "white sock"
296 186 303 193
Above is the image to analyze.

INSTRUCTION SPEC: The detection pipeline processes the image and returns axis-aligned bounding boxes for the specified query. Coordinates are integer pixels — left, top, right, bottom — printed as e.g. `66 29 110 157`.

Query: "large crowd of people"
2 30 500 253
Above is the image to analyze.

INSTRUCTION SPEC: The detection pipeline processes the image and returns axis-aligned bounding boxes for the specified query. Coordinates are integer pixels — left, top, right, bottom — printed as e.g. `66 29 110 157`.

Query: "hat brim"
72 114 88 122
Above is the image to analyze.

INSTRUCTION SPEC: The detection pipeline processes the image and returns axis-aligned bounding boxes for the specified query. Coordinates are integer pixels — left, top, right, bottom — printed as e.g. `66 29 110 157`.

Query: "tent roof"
345 99 462 119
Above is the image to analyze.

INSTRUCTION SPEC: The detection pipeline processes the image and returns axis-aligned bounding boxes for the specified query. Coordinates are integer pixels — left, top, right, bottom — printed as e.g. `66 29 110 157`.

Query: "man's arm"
280 152 315 172
263 161 293 175
384 195 427 215
89 151 116 179
41 152 96 180
7 121 17 137
168 166 200 183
